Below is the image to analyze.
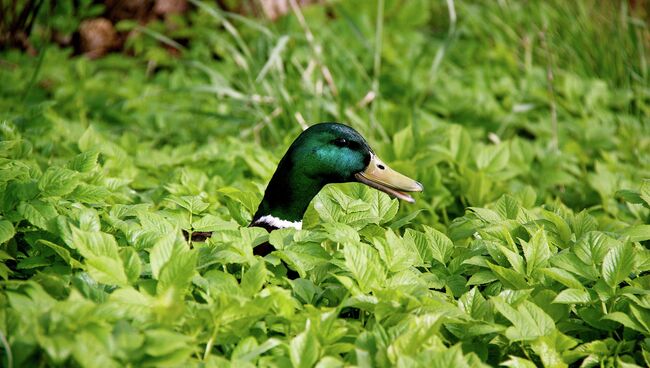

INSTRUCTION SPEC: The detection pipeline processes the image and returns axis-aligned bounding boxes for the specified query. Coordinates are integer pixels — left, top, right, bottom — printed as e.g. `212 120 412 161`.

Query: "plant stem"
0 330 13 368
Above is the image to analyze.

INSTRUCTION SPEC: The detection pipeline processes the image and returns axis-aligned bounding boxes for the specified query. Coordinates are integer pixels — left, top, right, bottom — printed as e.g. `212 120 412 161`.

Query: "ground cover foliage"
1 0 650 366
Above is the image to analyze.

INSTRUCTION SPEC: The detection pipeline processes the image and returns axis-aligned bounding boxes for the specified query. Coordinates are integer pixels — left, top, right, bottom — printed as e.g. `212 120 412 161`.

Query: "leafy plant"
1 0 649 367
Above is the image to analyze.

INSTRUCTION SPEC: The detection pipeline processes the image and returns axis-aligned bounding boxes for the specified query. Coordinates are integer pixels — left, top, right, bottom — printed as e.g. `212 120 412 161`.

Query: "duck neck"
252 155 325 228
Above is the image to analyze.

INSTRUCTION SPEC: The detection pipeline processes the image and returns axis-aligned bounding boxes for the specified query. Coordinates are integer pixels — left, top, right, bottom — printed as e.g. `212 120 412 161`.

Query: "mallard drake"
250 122 422 254
191 123 423 256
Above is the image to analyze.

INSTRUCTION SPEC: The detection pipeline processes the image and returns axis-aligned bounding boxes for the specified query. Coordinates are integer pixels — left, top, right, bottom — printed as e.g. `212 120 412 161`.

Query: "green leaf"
290 321 320 368
120 247 141 284
521 229 551 276
550 252 599 281
78 125 100 152
404 229 433 265
373 229 418 272
72 330 121 368
496 244 525 274
343 242 384 293
466 270 498 286
77 207 101 232
71 227 128 286
191 214 237 232
38 167 79 197
69 184 111 203
476 143 509 173
574 231 612 266
365 187 399 224
78 125 127 158
540 267 584 289
149 233 177 279
137 210 175 236
218 187 259 214
602 243 636 288
143 329 193 357
0 220 15 244
234 337 282 362
393 125 414 158
447 125 472 164
18 199 58 232
630 304 650 333
423 225 454 265
166 195 209 214
495 195 520 220
530 330 577 368
389 209 424 229
458 287 491 320
314 356 345 368
640 179 650 206
240 260 267 296
572 211 598 240
68 150 99 172
469 207 502 224
37 239 83 268
0 251 13 279
17 255 50 269
204 270 241 296
157 242 197 294
493 299 555 341
515 186 537 209
322 223 360 243
349 184 400 225
541 210 572 245
487 262 529 290
603 312 646 333
85 256 129 286
501 356 537 368
386 313 447 359
553 288 592 304
315 188 369 226
616 189 644 204
471 179 503 213
620 225 650 242
268 227 297 250
278 243 330 277
71 227 118 258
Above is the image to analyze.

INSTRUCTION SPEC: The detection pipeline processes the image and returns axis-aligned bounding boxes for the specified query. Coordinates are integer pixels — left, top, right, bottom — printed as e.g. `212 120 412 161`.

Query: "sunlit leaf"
38 167 79 197
553 288 592 304
241 260 267 296
290 321 320 368
343 242 384 293
602 243 636 288
18 200 58 232
0 220 15 244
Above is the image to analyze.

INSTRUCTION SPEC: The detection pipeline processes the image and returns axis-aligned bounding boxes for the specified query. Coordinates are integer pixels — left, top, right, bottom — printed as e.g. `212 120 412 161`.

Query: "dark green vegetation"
1 0 650 367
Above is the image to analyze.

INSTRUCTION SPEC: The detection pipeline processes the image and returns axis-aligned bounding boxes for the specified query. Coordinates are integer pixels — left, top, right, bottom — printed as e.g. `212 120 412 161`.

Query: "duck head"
252 123 423 230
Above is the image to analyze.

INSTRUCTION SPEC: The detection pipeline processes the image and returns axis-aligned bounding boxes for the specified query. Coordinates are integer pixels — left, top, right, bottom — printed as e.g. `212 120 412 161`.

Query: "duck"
191 122 423 257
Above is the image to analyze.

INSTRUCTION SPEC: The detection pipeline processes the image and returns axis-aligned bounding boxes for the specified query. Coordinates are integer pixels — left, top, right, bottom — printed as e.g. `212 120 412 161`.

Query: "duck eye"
333 138 349 147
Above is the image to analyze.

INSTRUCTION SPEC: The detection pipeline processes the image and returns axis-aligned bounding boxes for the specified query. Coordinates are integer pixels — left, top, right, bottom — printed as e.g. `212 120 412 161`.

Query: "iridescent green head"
286 123 371 183
252 123 423 226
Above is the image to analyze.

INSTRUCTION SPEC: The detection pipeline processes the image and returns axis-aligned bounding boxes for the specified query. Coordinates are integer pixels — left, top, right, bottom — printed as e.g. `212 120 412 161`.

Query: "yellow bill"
354 153 423 203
